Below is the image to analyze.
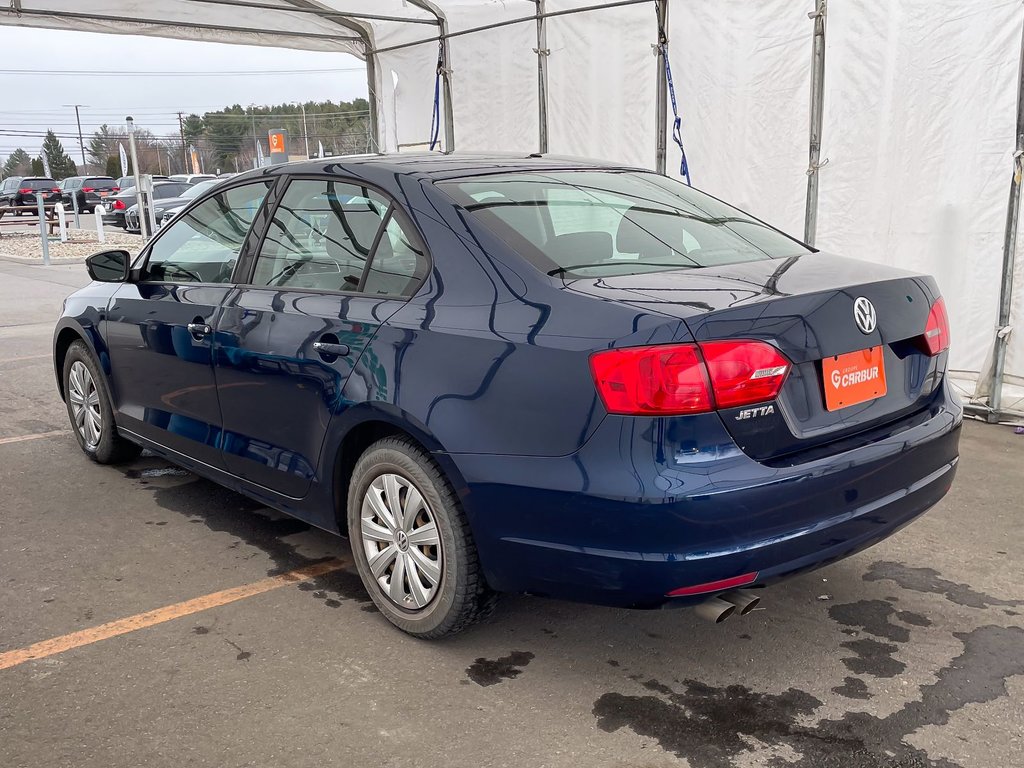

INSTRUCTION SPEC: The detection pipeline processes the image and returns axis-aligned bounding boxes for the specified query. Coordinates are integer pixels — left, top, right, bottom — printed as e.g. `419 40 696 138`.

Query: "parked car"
60 176 120 213
125 177 226 233
102 181 192 230
0 176 61 215
54 154 961 638
114 175 169 191
168 173 216 184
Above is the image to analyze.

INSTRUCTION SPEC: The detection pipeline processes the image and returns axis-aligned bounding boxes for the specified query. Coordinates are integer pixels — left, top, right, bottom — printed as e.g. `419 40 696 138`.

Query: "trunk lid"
564 253 947 462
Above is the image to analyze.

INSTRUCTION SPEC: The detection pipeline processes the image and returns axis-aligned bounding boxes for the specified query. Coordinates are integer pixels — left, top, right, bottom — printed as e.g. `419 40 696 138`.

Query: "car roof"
229 152 645 185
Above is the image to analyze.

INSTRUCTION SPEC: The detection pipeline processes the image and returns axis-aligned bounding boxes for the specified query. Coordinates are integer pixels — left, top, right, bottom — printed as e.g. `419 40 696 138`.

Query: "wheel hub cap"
68 361 102 451
360 473 443 610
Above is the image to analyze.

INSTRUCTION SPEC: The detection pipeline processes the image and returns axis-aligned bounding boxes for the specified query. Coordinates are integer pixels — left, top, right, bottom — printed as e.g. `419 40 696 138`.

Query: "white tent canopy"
4 0 1023 417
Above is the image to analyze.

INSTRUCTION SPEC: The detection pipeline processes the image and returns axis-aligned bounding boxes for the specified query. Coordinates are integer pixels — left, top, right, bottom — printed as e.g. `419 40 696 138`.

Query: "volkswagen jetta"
53 154 961 637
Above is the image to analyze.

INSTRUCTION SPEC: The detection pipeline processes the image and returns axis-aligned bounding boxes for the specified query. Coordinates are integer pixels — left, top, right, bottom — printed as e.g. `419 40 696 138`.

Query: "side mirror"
86 249 131 283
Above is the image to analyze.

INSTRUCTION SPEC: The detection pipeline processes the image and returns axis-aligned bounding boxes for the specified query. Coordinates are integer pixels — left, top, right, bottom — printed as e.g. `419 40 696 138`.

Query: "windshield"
179 179 219 200
438 170 810 278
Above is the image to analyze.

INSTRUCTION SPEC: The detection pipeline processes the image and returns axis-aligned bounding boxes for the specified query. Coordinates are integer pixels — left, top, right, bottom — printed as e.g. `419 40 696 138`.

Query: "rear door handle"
313 341 350 358
187 322 212 338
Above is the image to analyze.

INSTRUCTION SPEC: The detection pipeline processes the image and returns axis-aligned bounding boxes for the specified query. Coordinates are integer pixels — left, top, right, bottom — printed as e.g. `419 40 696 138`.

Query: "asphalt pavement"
1 257 1022 768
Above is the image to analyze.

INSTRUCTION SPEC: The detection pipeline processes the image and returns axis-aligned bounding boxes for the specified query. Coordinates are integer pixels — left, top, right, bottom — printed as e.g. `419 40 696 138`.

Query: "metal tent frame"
1 0 1021 416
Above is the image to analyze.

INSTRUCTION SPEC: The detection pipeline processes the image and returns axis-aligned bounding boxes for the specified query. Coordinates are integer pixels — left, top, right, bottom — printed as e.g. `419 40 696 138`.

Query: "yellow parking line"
0 430 67 446
0 559 347 671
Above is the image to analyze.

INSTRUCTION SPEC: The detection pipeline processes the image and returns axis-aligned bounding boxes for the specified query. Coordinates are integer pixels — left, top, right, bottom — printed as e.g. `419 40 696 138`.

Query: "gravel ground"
0 228 143 262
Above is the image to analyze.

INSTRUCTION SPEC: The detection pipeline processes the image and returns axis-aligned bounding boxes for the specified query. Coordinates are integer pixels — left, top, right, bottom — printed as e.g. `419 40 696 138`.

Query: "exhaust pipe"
694 596 736 623
720 589 761 615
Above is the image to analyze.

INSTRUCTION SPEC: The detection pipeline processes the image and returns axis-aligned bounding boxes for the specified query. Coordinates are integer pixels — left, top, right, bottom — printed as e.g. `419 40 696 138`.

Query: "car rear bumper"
451 381 962 607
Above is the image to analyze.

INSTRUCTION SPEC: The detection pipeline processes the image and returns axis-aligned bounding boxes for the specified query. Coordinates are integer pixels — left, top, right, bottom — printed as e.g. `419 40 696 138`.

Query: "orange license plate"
822 346 887 411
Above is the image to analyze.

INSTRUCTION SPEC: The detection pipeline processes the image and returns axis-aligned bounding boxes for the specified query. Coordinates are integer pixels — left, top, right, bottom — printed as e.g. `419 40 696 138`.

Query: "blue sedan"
53 154 961 637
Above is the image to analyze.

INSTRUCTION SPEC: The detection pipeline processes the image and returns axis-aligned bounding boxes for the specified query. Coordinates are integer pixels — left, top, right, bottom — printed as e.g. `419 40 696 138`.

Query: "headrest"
616 206 674 254
547 231 614 265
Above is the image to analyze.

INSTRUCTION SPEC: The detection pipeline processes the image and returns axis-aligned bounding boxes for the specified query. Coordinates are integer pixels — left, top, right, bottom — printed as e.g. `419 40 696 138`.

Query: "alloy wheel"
68 360 102 450
360 473 443 610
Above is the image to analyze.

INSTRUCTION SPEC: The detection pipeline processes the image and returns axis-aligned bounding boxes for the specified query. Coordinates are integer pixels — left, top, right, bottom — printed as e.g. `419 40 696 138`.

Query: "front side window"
144 182 270 284
439 171 810 278
252 179 389 292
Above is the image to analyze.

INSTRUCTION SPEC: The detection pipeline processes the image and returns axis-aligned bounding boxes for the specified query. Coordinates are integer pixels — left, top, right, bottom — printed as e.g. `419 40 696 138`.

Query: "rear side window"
361 213 429 297
144 182 270 284
253 179 388 292
439 171 809 278
251 178 428 297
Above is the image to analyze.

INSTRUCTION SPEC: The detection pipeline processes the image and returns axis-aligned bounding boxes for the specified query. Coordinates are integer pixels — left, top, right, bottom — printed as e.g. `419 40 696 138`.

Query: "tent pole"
804 0 827 246
438 16 456 152
654 0 668 174
365 46 381 152
990 15 1024 415
535 0 550 154
406 0 455 152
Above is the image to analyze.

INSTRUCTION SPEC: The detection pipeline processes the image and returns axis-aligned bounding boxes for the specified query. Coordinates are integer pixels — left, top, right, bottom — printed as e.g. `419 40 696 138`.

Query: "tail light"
112 199 126 210
81 187 94 193
51 187 60 193
920 297 950 356
589 340 790 416
700 341 791 409
112 187 120 192
18 188 31 194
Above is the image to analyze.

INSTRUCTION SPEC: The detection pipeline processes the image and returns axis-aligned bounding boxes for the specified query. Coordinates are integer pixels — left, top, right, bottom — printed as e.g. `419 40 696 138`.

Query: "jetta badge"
853 297 877 334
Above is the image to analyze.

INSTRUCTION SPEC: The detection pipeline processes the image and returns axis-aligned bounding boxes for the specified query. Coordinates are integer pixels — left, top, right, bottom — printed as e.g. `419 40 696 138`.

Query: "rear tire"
347 437 496 638
63 341 142 465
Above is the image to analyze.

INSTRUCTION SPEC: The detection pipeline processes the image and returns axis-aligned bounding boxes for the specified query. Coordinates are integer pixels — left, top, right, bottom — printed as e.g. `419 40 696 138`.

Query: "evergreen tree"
2 148 31 177
88 125 114 168
182 114 205 145
31 157 44 176
105 156 120 179
41 130 78 179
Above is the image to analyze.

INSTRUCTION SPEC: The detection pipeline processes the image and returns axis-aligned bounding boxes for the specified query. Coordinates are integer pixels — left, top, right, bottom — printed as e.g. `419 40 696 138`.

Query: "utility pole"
248 104 259 169
177 112 189 173
300 103 310 158
63 104 88 170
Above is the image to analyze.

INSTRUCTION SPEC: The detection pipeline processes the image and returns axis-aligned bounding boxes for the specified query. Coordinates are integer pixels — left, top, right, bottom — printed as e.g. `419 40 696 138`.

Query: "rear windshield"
84 178 116 189
438 171 810 278
23 178 57 190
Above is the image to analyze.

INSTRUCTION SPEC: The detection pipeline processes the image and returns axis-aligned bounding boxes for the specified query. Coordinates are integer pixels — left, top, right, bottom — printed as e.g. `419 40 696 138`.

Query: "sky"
0 27 368 164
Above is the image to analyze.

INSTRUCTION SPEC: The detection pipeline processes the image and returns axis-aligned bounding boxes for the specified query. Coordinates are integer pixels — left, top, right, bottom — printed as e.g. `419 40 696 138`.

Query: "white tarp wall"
395 0 1023 412
2 0 1022 412
817 0 1024 411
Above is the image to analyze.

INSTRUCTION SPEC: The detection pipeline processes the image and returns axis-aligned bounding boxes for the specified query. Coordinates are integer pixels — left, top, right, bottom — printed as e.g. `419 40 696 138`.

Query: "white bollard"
94 205 106 244
55 203 68 243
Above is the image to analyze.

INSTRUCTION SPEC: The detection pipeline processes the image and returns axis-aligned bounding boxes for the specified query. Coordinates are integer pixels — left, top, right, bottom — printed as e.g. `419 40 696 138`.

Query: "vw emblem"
853 297 877 334
395 530 410 552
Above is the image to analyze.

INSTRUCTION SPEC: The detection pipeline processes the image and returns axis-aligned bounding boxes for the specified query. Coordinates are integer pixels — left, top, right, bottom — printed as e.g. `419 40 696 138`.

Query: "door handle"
313 341 350 358
187 322 212 338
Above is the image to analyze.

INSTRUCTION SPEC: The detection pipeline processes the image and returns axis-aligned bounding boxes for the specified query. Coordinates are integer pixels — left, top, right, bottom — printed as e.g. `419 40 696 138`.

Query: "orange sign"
268 131 286 154
822 346 887 411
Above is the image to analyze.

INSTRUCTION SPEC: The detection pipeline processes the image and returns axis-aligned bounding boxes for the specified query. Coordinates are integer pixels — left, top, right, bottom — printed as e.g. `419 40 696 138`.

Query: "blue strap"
661 42 690 185
429 45 443 151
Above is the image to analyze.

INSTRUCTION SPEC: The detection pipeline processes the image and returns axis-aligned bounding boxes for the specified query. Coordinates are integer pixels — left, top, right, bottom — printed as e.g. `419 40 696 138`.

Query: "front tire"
63 341 142 464
347 437 496 638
